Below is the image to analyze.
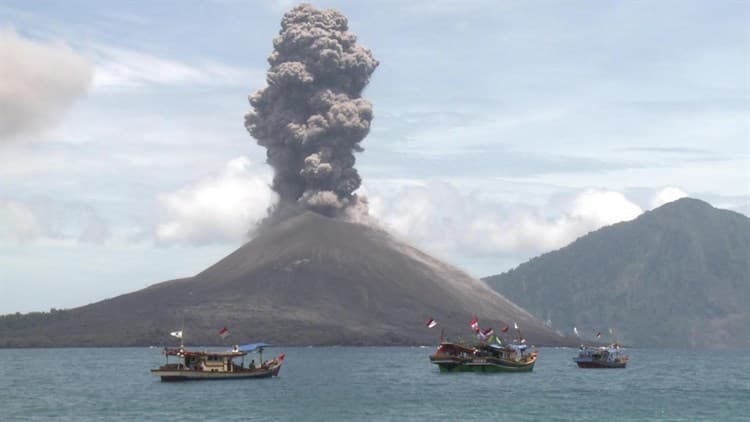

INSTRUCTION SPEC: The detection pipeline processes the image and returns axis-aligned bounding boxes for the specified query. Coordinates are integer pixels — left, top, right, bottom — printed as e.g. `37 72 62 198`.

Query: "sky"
1 0 748 314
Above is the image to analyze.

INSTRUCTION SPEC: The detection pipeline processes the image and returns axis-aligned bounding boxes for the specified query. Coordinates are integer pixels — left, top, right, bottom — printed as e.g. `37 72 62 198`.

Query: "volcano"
0 211 571 347
0 4 572 348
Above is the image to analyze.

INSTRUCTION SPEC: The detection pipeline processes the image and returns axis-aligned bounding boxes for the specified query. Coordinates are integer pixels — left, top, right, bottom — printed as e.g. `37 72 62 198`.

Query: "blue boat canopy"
237 342 271 353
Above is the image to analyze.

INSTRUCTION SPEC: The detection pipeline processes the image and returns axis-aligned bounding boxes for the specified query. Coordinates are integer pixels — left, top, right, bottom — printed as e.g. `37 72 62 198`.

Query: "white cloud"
650 186 689 209
0 29 92 141
567 189 643 230
368 182 643 262
156 156 277 244
89 45 263 89
0 200 44 242
0 198 109 243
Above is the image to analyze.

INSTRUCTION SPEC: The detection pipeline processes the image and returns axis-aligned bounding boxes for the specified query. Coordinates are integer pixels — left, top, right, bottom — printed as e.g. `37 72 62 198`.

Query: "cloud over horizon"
368 183 690 265
155 156 277 245
0 29 92 141
0 197 109 244
90 45 263 90
650 186 689 209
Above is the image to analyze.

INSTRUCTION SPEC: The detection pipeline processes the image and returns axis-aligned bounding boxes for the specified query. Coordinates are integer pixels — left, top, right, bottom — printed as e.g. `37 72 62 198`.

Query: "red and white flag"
426 317 437 329
482 327 494 337
470 317 479 331
219 326 230 338
501 325 509 333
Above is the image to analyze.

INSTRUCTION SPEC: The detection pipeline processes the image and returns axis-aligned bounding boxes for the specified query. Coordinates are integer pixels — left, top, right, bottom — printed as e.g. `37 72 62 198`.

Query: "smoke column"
245 4 379 218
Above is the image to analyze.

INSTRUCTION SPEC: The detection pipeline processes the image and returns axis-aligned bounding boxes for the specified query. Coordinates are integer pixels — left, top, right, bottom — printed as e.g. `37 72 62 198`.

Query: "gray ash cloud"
245 3 378 218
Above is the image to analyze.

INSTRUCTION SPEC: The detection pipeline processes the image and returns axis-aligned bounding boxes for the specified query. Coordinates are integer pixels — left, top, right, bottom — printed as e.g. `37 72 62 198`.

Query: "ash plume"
245 4 379 218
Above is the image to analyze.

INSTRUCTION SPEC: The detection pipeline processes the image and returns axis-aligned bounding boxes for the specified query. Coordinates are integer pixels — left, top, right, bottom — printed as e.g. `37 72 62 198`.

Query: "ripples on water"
1 347 748 421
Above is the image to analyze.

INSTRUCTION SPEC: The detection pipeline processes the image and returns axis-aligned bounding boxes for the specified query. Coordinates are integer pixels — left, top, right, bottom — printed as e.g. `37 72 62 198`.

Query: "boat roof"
438 342 476 353
236 342 271 353
582 343 623 350
489 343 528 351
163 342 272 357
164 347 246 358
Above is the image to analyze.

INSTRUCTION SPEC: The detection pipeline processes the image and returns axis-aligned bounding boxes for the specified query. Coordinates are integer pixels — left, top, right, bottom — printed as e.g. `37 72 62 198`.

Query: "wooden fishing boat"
573 343 628 368
430 341 537 373
151 342 285 381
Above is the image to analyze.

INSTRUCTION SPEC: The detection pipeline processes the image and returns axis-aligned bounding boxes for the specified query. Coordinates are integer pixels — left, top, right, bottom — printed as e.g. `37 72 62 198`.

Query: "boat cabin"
578 344 625 362
164 347 251 373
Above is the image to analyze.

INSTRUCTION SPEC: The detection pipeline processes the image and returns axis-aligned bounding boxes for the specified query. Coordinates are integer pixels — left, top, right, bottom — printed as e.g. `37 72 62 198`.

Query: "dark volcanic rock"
485 198 750 349
0 212 570 347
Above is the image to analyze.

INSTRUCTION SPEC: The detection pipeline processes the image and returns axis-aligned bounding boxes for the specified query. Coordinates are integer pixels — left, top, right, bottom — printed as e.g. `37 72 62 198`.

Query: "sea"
1 347 747 421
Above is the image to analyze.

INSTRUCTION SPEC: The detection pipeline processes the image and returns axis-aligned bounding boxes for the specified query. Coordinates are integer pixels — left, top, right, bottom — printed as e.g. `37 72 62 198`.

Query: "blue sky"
1 0 748 314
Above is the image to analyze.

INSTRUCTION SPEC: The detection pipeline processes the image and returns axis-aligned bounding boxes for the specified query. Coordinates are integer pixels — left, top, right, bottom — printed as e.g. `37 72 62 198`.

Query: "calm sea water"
0 347 747 421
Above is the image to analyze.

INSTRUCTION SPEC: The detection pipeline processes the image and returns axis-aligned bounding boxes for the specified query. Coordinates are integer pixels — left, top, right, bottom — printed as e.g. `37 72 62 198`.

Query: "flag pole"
609 328 619 345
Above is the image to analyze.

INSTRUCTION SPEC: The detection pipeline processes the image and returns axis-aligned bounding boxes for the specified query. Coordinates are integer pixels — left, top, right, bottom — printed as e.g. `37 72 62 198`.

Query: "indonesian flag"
501 325 509 333
470 317 479 331
219 327 230 338
426 317 437 329
482 327 494 337
170 330 183 339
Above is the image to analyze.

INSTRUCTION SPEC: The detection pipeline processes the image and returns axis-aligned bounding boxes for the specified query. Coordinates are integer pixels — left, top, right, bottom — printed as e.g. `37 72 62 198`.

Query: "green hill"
484 198 750 349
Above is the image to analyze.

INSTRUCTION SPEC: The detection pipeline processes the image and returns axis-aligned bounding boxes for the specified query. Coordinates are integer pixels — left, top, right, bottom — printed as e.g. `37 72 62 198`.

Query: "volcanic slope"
485 198 750 349
0 211 570 347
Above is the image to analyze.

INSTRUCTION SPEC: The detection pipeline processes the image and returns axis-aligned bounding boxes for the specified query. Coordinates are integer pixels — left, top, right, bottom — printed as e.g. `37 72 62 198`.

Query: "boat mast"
608 328 619 345
179 314 185 369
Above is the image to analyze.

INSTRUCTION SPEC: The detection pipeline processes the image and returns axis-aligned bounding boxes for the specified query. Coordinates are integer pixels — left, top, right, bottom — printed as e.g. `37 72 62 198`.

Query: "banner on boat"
426 317 437 328
219 327 230 338
470 317 479 331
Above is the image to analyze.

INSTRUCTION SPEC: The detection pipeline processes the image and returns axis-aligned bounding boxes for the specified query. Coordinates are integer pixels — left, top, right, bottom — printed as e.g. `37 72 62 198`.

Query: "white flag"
573 326 580 337
170 330 183 339
514 322 519 330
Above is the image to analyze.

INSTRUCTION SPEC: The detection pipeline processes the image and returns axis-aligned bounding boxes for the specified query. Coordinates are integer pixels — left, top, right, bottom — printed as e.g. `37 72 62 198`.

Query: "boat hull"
573 358 627 369
151 367 280 381
431 356 536 373
151 363 282 381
